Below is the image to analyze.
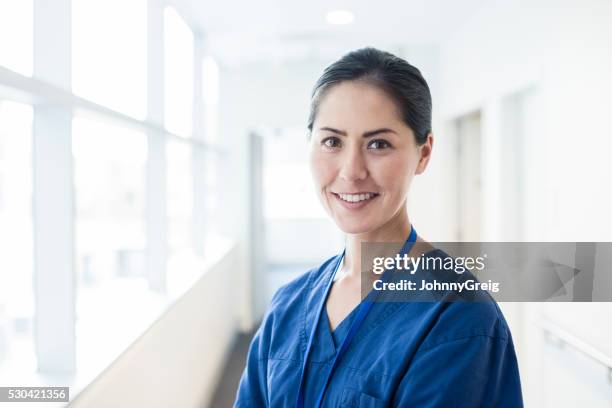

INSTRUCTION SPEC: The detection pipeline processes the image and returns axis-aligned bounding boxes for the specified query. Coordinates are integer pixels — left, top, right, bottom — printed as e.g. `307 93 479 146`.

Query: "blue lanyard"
296 226 418 408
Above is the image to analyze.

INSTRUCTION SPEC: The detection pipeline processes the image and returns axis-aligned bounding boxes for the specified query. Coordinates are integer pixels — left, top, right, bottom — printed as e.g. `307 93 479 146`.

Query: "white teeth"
337 193 377 202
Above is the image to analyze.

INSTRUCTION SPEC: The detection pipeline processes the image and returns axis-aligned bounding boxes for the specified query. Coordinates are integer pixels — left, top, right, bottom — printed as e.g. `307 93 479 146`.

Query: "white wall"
438 0 612 242
434 0 612 406
70 244 240 408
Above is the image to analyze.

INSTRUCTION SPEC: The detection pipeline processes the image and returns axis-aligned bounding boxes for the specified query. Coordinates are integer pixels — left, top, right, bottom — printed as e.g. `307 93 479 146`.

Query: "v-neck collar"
300 253 392 362
323 304 358 348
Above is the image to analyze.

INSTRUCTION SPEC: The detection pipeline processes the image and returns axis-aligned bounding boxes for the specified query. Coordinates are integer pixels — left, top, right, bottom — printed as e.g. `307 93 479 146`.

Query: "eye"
368 139 392 150
321 136 342 149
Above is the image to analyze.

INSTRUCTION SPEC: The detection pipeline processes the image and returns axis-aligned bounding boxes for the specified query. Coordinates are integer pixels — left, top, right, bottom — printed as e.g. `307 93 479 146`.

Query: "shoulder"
254 253 341 359
417 248 512 351
420 297 511 352
266 252 340 317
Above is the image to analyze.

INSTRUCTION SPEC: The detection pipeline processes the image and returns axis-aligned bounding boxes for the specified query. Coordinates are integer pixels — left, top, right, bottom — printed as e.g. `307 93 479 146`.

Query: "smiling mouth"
333 192 380 203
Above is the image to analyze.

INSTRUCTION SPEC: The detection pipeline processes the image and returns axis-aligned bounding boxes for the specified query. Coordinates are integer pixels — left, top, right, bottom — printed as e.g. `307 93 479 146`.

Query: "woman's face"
309 80 432 235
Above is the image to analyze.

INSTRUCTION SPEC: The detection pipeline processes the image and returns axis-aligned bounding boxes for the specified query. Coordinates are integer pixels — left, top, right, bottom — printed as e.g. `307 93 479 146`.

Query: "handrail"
540 320 612 384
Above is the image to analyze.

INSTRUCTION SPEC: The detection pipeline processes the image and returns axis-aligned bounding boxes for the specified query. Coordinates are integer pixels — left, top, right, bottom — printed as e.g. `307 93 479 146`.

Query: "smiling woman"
235 48 523 407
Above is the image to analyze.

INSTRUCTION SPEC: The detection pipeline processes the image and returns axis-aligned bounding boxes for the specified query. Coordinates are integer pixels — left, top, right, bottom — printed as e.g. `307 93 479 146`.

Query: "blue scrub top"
235 249 523 407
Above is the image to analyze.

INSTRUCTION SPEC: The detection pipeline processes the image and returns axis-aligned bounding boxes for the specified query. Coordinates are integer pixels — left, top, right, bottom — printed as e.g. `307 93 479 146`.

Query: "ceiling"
171 0 489 66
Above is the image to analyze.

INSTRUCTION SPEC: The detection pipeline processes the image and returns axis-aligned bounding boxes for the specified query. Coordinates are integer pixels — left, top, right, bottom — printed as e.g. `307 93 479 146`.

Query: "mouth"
331 191 380 210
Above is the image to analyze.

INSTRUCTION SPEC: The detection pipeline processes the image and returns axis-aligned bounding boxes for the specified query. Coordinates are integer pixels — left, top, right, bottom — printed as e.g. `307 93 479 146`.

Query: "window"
164 7 194 137
0 101 34 379
201 56 221 234
72 116 152 369
72 0 147 118
0 0 224 393
72 116 147 286
0 0 33 75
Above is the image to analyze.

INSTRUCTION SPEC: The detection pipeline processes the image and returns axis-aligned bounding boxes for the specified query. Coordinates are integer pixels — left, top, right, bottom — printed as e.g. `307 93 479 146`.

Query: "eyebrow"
319 127 397 138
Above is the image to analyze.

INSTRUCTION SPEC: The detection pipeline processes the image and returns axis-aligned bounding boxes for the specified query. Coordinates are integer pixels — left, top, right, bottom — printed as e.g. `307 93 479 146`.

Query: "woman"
235 48 523 407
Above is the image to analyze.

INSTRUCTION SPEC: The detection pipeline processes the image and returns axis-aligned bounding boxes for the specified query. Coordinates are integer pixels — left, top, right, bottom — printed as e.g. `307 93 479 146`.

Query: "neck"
341 205 412 278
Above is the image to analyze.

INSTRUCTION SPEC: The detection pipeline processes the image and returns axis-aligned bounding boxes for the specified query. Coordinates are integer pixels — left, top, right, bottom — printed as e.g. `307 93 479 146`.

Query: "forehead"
314 80 404 129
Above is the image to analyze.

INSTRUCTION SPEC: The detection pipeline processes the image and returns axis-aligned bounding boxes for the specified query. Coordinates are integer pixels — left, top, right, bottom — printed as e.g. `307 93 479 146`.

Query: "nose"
338 144 368 182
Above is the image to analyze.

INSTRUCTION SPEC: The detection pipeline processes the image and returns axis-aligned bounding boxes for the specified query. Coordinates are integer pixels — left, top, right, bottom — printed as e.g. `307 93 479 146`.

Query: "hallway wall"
435 0 612 406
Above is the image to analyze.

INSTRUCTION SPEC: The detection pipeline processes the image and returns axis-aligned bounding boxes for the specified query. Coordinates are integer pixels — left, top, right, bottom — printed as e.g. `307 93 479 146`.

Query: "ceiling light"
326 10 354 25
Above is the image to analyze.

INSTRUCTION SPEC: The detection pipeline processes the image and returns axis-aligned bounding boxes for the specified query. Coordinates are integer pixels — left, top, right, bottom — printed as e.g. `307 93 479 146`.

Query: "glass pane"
0 101 35 379
0 0 33 75
202 56 219 144
203 149 220 234
167 139 193 253
72 116 154 372
72 0 147 119
164 7 193 137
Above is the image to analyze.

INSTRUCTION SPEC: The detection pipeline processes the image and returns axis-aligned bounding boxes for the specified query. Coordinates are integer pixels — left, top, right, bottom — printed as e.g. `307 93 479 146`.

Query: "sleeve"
234 323 269 407
392 334 523 407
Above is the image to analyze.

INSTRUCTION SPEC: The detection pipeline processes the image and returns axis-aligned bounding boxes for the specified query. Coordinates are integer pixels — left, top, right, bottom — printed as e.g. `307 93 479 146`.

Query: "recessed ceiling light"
326 10 354 25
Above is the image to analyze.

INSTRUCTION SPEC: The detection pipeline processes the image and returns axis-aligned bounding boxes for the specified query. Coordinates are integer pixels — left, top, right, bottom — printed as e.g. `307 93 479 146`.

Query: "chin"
334 218 377 235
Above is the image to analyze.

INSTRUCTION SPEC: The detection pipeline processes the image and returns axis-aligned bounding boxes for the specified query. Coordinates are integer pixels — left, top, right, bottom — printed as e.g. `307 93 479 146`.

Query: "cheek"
371 154 416 195
309 151 335 188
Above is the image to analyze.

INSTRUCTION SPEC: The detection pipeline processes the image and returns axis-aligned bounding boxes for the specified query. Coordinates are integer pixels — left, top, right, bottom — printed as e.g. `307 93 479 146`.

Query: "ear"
415 133 433 175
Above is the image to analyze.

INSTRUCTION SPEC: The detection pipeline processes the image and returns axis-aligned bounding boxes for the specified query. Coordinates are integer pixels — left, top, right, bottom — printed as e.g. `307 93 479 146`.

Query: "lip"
335 191 377 195
331 192 380 210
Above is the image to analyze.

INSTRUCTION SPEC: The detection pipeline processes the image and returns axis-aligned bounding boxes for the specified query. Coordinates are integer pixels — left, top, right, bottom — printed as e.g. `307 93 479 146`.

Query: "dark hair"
307 47 432 145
